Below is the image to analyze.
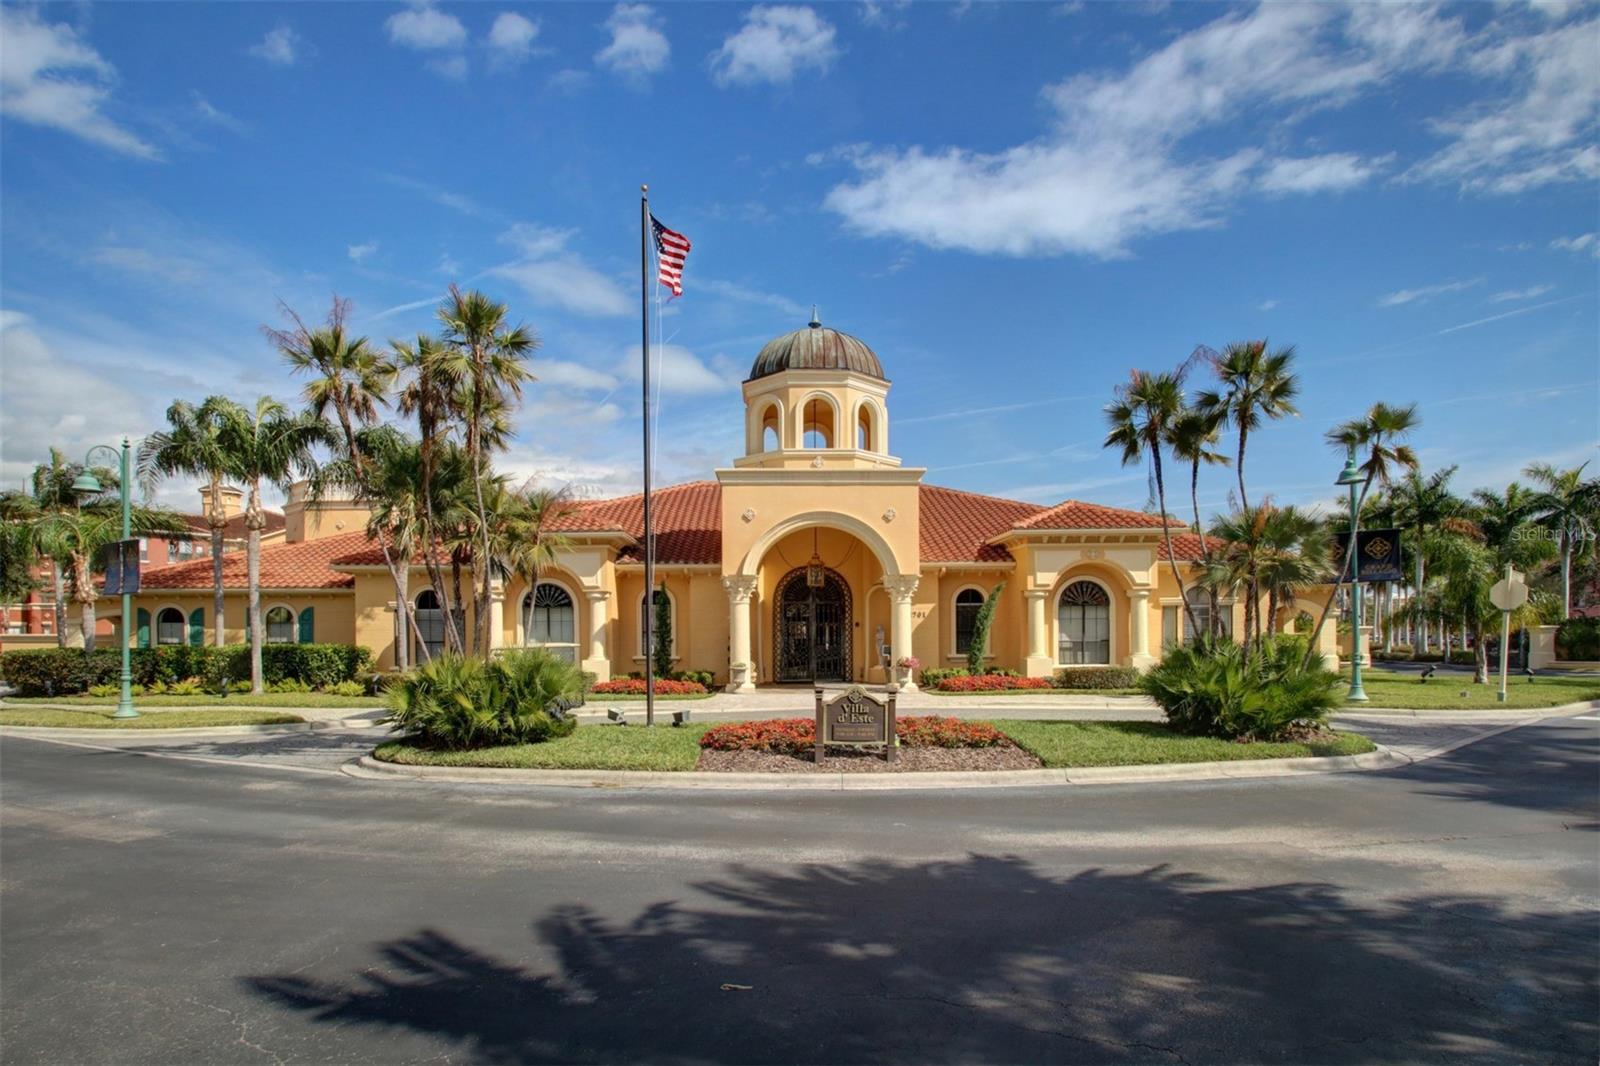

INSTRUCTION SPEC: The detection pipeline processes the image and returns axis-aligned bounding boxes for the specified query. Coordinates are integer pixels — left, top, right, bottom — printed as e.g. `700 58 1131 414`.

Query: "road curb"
1333 699 1600 719
0 719 381 739
345 746 1413 791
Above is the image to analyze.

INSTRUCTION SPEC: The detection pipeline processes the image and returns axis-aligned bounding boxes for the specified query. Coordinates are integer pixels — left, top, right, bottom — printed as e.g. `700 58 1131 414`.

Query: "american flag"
651 215 691 297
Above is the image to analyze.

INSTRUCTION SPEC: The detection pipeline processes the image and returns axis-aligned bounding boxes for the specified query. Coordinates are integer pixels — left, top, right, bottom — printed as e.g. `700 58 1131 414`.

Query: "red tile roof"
918 485 1045 563
181 511 286 540
1010 499 1178 531
1157 531 1217 563
137 530 369 590
549 481 722 565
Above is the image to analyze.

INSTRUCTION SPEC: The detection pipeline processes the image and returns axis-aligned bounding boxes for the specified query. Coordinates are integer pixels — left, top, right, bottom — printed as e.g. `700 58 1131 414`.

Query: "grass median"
375 722 712 771
0 707 304 729
989 720 1375 768
1350 669 1600 710
1 693 382 709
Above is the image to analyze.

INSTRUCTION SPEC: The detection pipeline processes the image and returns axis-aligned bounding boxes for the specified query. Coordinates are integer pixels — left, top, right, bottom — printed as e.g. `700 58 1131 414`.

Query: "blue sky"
1 1 1596 524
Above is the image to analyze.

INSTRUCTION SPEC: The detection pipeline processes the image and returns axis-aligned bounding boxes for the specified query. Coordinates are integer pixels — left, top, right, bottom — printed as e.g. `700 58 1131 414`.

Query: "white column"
582 590 611 682
488 577 506 652
723 575 758 693
1024 588 1053 678
1130 586 1154 670
884 574 920 691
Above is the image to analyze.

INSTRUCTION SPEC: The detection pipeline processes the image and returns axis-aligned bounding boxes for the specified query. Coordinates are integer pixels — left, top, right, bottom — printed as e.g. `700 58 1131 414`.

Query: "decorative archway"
772 566 852 683
736 511 903 579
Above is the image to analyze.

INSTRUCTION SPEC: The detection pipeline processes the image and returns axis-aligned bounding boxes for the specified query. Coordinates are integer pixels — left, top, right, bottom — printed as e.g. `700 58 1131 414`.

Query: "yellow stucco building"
120 318 1336 687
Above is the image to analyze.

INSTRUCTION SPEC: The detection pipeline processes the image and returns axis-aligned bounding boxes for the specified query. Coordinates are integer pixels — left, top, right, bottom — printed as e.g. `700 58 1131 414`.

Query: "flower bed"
933 674 1054 692
699 715 1010 754
591 678 708 695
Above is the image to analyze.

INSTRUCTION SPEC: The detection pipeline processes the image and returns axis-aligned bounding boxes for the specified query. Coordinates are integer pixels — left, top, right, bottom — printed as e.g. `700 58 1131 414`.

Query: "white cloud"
1551 232 1599 256
347 241 379 263
595 4 670 78
711 6 838 87
615 344 738 394
484 224 630 317
1259 152 1388 194
1257 299 1278 312
385 2 467 50
535 360 619 391
0 7 159 160
548 68 592 93
1406 16 1600 194
191 92 245 133
249 25 300 65
859 1 910 30
487 12 540 65
697 279 807 318
1488 283 1555 303
428 54 469 80
1377 277 1484 307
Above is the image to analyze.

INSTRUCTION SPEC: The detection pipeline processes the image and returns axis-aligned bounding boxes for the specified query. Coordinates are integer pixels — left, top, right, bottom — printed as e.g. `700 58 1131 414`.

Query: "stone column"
1129 586 1155 670
582 590 611 682
488 577 506 653
1024 588 1054 678
884 574 920 691
723 575 758 693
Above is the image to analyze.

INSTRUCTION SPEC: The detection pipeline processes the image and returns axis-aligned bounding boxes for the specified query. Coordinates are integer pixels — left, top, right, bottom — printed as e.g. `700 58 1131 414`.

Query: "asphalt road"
1 717 1596 1065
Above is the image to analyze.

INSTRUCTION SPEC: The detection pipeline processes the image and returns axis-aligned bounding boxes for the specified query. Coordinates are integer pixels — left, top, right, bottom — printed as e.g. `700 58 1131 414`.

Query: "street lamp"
74 439 137 719
1336 444 1368 703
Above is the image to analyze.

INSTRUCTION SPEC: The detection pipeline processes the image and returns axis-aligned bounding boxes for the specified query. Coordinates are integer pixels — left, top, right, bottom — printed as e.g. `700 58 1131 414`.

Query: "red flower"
592 678 708 695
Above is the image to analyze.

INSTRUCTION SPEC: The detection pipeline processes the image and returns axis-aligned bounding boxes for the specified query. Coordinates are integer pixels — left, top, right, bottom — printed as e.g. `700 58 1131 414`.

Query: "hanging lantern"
807 551 825 588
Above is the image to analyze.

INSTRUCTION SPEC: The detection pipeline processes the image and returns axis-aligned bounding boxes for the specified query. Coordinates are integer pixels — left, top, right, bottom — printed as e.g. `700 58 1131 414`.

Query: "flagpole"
640 184 656 728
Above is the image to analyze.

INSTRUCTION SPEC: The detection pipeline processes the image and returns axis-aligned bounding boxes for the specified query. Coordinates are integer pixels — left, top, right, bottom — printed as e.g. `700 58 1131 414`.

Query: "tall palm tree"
1105 370 1198 636
1431 527 1543 684
1195 340 1300 512
0 491 42 635
1302 402 1420 668
437 286 535 657
215 397 332 692
1471 482 1547 570
1391 466 1460 652
1256 505 1331 646
1168 406 1230 636
395 333 468 655
138 397 235 646
1523 460 1598 618
486 482 576 643
29 449 111 645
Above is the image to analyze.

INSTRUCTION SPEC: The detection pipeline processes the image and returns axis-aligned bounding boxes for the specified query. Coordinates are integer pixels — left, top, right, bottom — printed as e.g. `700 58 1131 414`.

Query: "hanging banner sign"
101 538 142 595
1332 529 1404 583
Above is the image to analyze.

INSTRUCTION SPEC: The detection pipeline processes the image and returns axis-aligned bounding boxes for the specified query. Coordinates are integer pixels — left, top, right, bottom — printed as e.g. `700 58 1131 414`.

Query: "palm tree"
490 482 576 644
1301 402 1421 669
1168 407 1230 636
1195 340 1300 512
214 397 332 692
1256 505 1331 646
1105 370 1197 636
29 449 112 645
1523 460 1599 618
437 286 535 657
0 491 41 635
1391 466 1461 652
137 397 235 646
1431 527 1544 684
395 333 468 655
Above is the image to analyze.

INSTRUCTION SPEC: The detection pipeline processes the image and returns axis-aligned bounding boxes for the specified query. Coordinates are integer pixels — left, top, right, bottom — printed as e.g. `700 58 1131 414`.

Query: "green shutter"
189 607 204 646
297 606 314 644
244 607 250 640
136 608 151 649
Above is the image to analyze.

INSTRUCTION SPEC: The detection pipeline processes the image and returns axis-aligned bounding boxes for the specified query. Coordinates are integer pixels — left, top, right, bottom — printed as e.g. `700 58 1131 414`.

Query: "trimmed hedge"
1053 666 1140 690
1556 617 1600 661
0 644 373 696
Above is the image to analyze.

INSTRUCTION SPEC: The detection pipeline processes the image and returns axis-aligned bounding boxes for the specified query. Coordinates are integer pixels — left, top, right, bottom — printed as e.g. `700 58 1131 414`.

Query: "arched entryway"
773 566 851 683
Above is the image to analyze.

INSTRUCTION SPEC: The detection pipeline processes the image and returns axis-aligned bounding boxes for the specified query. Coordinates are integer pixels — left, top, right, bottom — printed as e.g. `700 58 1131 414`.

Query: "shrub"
0 649 120 695
167 678 203 696
700 718 815 755
1138 638 1341 740
671 670 716 689
382 648 584 749
88 683 118 698
269 678 312 694
145 680 168 696
324 680 366 698
592 678 708 695
1053 666 1139 690
934 674 1053 692
1556 617 1600 661
918 667 965 687
896 716 1007 748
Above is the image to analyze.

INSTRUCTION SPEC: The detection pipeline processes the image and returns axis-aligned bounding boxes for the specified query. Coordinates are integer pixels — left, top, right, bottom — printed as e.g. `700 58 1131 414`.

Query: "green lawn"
990 720 1375 768
0 707 304 729
2 693 382 708
1350 668 1600 710
375 722 712 771
926 688 1144 697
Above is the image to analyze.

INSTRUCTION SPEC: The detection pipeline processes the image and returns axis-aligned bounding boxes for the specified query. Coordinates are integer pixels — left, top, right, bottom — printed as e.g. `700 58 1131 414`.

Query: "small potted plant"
896 655 921 690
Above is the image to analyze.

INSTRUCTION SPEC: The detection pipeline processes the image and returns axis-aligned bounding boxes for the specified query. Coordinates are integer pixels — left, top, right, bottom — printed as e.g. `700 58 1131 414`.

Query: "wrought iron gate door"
774 568 851 683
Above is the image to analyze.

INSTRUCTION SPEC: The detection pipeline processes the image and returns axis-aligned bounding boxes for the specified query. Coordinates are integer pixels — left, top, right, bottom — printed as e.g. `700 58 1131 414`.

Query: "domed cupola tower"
735 313 899 470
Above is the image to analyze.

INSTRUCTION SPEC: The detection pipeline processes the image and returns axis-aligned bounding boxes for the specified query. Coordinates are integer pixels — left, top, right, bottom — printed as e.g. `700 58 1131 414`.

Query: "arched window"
414 590 446 662
524 582 577 662
1057 581 1110 665
857 404 872 451
156 607 186 646
265 606 296 644
760 403 781 451
802 397 834 449
953 588 985 655
639 588 674 658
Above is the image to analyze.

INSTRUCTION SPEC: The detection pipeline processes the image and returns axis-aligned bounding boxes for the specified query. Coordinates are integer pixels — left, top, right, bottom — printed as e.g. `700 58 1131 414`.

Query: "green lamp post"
72 439 137 719
1336 444 1368 703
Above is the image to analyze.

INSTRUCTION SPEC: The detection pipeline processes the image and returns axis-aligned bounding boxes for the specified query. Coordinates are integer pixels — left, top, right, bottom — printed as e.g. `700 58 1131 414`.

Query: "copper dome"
747 317 885 382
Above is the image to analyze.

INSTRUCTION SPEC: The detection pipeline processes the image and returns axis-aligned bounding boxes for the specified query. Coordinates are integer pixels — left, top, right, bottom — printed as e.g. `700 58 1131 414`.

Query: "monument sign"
814 685 897 763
